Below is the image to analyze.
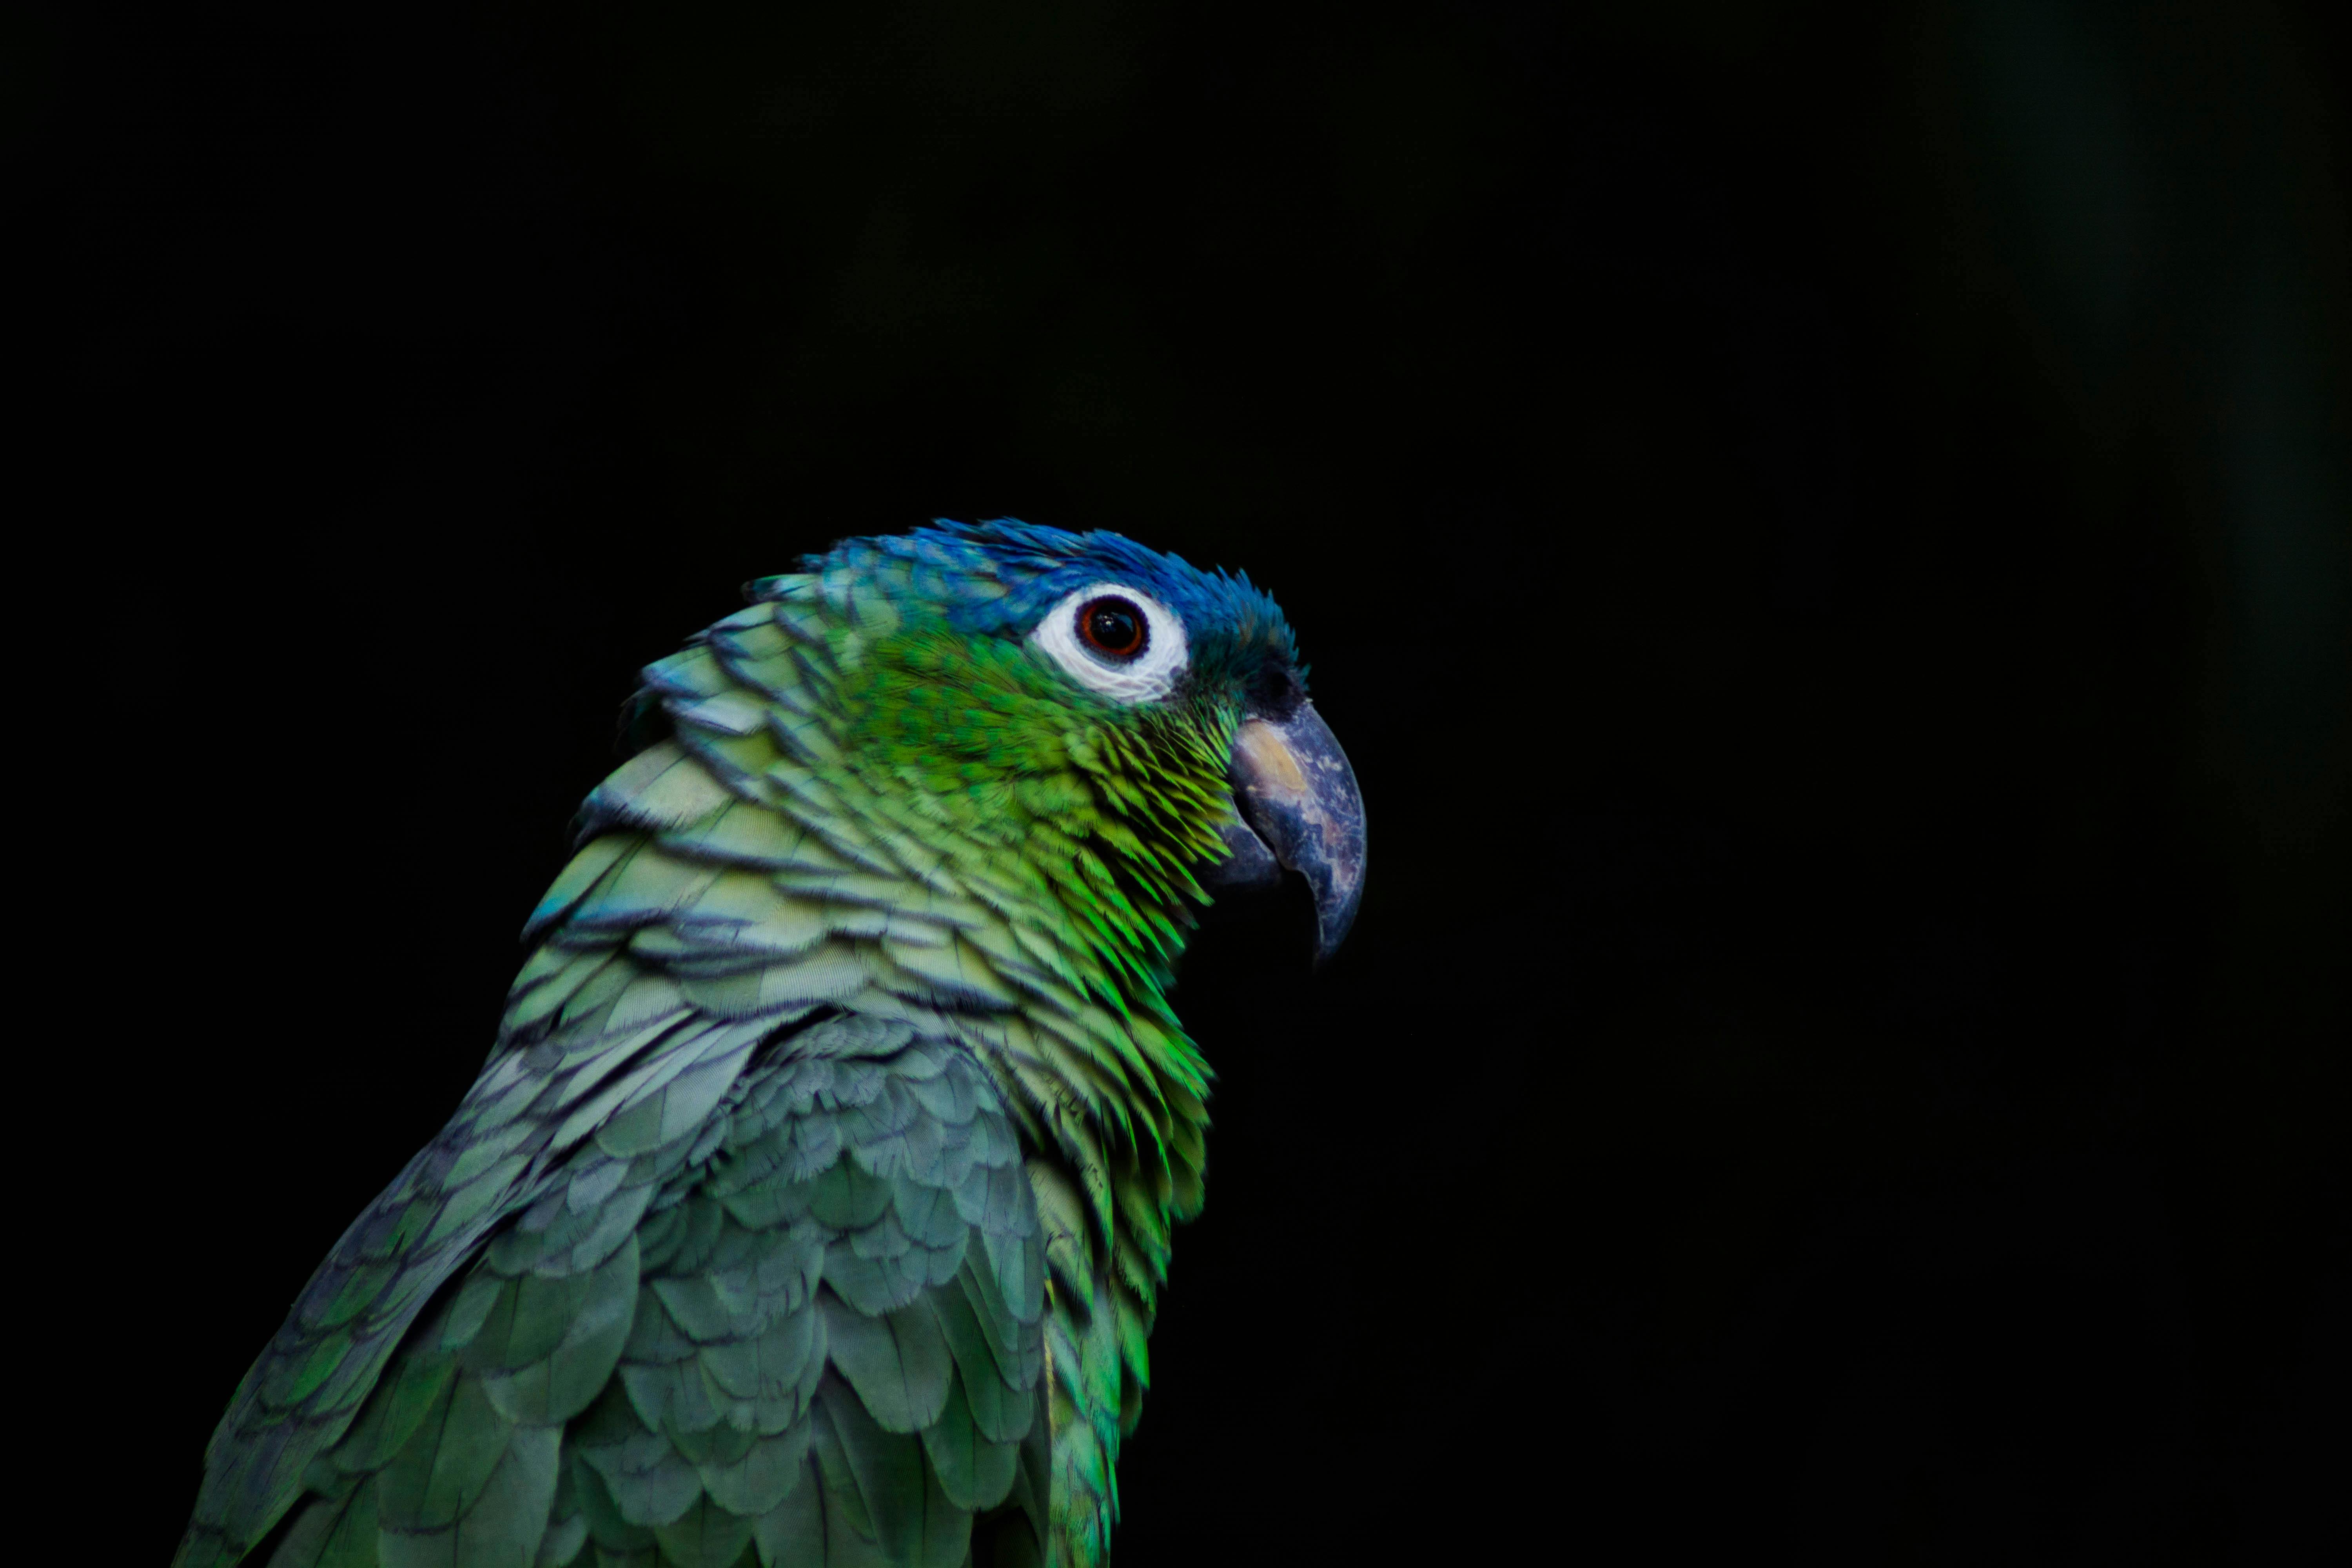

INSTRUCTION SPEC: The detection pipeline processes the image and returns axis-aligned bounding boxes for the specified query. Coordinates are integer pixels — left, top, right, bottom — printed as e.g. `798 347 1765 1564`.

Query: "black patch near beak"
1205 700 1367 962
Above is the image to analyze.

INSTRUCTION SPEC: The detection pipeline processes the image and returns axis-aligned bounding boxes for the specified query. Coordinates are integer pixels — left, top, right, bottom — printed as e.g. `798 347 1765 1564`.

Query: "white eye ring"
1029 582 1190 703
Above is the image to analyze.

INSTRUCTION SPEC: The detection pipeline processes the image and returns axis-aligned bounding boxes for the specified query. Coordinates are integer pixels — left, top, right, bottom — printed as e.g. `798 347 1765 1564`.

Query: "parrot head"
751 518 1367 975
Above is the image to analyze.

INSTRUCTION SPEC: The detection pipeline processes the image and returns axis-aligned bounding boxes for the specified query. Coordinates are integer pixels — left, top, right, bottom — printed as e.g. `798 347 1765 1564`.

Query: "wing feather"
189 598 1069 1568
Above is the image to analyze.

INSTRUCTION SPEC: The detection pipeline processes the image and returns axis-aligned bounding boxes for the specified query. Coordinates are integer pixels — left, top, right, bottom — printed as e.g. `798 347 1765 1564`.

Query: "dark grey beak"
1206 700 1367 961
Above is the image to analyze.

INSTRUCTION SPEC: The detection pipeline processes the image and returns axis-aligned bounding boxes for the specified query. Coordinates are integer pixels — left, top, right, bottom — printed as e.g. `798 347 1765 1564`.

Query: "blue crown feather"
771 518 1301 670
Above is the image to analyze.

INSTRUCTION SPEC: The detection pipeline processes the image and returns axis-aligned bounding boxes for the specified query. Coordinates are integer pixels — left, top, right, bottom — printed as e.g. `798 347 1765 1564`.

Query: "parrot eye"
1030 582 1191 702
1077 597 1147 660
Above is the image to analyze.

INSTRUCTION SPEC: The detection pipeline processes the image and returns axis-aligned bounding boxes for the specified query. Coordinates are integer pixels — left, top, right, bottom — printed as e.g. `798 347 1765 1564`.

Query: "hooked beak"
1206 699 1367 962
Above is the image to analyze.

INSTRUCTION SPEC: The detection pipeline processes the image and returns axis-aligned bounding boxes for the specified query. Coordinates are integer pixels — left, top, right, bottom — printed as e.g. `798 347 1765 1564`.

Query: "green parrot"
178 521 1367 1568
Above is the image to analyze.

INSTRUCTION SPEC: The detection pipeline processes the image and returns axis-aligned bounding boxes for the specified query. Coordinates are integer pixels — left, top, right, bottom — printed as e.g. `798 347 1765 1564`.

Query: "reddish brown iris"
1077 595 1147 659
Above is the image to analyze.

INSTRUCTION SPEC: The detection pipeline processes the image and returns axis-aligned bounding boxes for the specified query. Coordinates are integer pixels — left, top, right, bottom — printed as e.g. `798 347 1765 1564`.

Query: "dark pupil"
1082 600 1145 657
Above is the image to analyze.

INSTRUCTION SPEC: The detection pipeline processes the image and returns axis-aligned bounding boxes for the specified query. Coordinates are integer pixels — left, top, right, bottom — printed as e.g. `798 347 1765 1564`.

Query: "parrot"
177 519 1368 1568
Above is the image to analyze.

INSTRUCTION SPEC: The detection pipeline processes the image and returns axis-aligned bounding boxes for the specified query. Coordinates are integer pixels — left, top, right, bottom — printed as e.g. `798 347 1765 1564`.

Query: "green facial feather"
179 523 1352 1568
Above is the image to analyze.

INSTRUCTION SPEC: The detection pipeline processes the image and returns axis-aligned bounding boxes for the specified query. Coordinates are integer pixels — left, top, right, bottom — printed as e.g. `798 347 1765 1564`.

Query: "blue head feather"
777 518 1304 686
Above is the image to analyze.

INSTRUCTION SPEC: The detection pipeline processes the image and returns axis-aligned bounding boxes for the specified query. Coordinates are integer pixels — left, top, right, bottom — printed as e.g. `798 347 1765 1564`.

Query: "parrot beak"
1208 699 1367 962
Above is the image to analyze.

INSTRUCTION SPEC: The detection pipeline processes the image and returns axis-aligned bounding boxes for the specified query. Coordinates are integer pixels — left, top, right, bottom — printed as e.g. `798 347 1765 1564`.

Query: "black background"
19 1 2348 1561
